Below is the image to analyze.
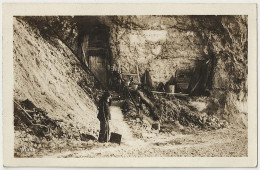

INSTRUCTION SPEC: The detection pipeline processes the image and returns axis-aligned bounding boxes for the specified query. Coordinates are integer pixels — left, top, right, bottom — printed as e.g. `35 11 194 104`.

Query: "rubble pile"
122 91 228 132
14 99 99 157
152 94 228 130
14 99 64 140
122 100 138 119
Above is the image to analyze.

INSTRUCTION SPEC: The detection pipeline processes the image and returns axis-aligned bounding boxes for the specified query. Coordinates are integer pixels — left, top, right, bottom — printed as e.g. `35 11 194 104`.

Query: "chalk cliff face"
23 15 247 125
14 15 248 131
14 17 100 141
203 16 248 125
108 15 248 125
109 16 205 86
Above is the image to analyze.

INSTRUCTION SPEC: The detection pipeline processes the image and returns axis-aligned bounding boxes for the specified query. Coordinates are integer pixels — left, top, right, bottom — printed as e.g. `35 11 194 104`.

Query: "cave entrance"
80 23 111 87
89 54 108 86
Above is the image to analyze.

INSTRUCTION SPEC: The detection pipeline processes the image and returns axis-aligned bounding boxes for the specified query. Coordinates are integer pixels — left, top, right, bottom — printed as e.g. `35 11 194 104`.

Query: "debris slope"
14 18 101 157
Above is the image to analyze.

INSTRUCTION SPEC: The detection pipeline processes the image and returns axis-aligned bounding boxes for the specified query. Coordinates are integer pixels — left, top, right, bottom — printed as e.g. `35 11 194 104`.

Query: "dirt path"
109 106 135 144
45 127 247 158
45 105 147 158
43 105 248 158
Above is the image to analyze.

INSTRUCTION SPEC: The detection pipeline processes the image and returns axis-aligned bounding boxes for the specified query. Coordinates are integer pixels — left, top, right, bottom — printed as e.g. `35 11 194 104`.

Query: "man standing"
97 91 111 142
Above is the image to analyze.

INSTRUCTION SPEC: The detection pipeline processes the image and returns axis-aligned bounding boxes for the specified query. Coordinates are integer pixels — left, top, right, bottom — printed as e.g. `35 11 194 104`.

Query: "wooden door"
89 55 107 86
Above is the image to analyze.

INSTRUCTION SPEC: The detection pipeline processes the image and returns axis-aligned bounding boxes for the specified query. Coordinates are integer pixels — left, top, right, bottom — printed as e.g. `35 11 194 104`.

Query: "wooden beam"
87 47 106 50
151 91 189 96
14 101 32 120
121 73 139 76
81 44 88 67
136 65 141 83
136 90 159 120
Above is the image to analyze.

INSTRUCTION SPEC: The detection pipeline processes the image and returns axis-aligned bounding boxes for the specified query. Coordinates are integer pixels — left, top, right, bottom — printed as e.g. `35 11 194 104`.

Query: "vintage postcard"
2 3 257 167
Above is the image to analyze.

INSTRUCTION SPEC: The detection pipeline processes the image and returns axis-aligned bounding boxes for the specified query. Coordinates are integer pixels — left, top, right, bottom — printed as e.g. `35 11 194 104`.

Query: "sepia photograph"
2 3 257 167
12 14 249 158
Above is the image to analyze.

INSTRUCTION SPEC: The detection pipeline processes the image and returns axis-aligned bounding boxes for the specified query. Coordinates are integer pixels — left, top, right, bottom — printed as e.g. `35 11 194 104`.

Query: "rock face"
34 15 247 126
204 16 248 126
108 16 248 126
14 17 100 140
14 15 248 139
109 16 205 86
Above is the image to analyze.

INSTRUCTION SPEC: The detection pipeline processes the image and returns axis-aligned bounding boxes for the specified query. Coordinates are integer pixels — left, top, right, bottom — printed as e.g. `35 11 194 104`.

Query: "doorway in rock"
89 54 108 86
80 22 111 87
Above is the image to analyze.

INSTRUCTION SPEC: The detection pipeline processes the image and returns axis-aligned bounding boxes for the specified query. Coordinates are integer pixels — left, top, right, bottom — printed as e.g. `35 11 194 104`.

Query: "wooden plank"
136 90 159 120
87 47 106 50
151 91 165 94
136 65 141 83
151 91 189 96
81 44 88 67
121 73 139 76
172 93 189 97
14 101 32 120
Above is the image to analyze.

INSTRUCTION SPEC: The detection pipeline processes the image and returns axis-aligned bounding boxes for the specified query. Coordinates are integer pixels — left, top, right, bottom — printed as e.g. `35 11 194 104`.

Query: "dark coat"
97 99 111 122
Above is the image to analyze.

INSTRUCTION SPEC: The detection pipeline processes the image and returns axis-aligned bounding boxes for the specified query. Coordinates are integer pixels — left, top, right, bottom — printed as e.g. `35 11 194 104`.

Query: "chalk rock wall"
21 16 80 55
14 17 100 139
109 16 248 126
18 15 248 126
203 16 248 126
109 16 204 86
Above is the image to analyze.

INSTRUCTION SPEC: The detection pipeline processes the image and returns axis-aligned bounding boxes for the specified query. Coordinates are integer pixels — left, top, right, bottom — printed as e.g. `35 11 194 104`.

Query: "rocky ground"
42 128 247 158
39 102 247 158
14 96 247 158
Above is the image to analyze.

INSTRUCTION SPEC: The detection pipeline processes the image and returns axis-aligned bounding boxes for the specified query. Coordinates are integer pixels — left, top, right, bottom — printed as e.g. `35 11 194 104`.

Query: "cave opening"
77 16 112 87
